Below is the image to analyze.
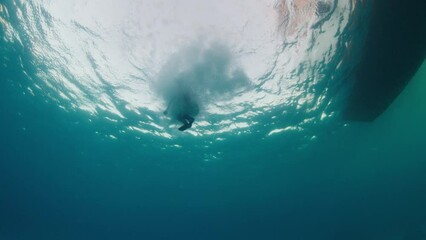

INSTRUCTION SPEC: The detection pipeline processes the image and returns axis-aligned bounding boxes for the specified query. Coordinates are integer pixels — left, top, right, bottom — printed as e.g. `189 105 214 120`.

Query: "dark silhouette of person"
163 92 199 131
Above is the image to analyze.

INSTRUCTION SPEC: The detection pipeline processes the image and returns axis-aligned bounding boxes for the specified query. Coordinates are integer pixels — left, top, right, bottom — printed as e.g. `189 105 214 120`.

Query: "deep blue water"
1 1 426 239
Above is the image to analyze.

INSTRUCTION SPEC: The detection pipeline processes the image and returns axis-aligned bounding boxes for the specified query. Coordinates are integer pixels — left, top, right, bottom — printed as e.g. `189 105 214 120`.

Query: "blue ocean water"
1 1 426 239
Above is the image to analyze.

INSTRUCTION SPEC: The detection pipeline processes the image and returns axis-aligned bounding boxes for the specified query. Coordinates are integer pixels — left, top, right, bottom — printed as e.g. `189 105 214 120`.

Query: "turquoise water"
1 1 426 239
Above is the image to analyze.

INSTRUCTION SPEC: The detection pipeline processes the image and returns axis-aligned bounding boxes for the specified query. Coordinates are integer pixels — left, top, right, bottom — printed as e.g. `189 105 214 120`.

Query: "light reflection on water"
1 0 361 139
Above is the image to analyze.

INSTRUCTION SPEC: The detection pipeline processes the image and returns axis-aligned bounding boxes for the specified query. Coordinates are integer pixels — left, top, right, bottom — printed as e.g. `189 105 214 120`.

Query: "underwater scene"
1 0 426 239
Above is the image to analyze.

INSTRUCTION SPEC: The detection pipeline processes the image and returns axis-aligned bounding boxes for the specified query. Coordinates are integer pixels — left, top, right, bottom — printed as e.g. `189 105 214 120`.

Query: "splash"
155 41 251 114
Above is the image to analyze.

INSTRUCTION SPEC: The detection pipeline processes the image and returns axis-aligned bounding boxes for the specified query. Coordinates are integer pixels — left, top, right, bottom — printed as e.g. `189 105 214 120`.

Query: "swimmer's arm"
163 99 173 115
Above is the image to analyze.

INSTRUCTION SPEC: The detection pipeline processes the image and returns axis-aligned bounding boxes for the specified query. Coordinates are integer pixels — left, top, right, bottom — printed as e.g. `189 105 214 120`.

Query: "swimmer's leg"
185 115 194 125
178 124 191 131
177 115 191 131
178 115 194 131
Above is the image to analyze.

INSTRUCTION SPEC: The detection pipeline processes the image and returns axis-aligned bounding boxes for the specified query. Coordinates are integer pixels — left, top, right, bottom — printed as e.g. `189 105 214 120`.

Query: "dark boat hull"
344 0 426 121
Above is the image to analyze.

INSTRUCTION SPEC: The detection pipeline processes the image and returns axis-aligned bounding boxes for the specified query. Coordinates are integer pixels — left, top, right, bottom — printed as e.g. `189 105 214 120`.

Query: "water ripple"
2 0 362 141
